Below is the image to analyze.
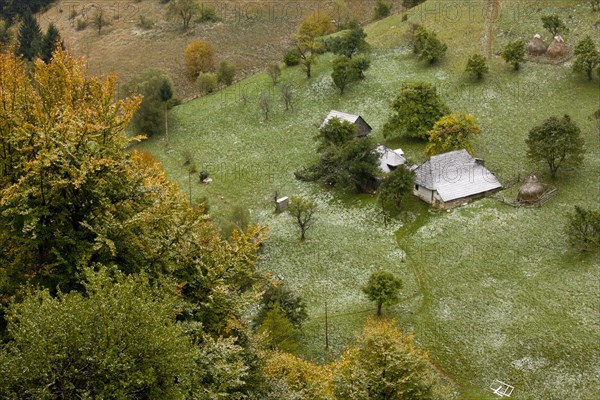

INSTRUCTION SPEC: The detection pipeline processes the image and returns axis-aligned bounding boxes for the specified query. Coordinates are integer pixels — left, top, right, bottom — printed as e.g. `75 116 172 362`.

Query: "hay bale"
546 36 566 60
527 34 547 56
517 176 545 203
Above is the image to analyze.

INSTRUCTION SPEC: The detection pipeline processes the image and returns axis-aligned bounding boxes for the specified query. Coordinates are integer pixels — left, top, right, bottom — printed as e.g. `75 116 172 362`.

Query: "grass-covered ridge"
138 1 600 398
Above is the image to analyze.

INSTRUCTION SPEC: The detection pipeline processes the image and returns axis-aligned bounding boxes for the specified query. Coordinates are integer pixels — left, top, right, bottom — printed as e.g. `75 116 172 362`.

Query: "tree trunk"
306 62 311 79
165 103 169 144
377 302 382 316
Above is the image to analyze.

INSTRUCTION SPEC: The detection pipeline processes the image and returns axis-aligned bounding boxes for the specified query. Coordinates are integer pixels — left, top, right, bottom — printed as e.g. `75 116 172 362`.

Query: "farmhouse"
320 110 372 137
413 149 502 208
376 145 406 173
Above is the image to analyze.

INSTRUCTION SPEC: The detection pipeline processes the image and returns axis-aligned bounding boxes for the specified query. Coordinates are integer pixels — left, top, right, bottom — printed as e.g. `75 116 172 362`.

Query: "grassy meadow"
137 1 600 398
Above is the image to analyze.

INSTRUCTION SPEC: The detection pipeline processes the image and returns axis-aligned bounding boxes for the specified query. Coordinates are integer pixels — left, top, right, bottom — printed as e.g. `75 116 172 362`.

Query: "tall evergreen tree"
40 22 62 63
16 10 42 60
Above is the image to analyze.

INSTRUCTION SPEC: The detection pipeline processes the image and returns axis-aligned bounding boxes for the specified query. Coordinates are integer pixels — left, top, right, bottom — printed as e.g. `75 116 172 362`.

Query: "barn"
320 110 372 137
413 149 502 208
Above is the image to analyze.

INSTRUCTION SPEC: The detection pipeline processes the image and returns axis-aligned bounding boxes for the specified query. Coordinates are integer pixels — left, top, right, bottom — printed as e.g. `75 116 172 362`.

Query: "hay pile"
517 176 545 203
527 34 547 56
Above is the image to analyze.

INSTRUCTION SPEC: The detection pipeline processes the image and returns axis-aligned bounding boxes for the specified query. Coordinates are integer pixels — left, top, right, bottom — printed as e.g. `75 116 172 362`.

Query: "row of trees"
1 10 63 62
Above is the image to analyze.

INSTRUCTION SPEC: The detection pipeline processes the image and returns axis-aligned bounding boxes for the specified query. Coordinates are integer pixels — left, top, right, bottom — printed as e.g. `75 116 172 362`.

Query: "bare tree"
281 84 294 111
266 64 281 85
259 92 271 121
92 7 110 35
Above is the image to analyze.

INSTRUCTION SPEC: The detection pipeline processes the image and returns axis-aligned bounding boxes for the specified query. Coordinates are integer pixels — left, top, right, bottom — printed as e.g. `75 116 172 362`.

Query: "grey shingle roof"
320 110 371 130
414 149 502 202
376 145 406 173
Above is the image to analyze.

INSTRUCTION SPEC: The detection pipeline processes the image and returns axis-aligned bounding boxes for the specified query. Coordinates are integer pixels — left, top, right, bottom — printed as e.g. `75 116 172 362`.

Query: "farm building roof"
319 110 372 130
376 145 406 173
414 149 502 202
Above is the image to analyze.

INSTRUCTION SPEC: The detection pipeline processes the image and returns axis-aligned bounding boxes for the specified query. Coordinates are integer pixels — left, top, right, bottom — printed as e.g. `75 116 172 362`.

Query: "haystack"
527 34 547 56
546 36 566 60
517 176 545 203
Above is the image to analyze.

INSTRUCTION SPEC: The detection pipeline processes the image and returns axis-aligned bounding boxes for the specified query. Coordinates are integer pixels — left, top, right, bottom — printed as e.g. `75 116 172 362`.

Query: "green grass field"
137 1 600 398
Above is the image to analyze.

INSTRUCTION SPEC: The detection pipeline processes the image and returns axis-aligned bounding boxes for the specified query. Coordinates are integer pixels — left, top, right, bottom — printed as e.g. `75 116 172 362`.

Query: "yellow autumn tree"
184 39 215 78
332 318 455 399
263 351 334 399
425 113 481 156
293 11 335 78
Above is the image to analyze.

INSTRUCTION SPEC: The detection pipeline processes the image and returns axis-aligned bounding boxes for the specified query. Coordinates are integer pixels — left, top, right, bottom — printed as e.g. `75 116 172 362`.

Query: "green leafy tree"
352 54 371 79
465 53 489 79
316 117 357 150
196 71 218 94
332 318 442 400
217 60 236 86
526 115 585 178
332 55 359 94
123 68 176 137
0 18 12 47
288 196 317 241
167 0 200 30
16 10 42 60
590 0 600 11
502 39 526 70
255 282 308 328
0 268 199 399
328 26 368 58
565 206 600 251
541 15 568 38
413 26 447 64
257 301 299 353
362 270 403 316
283 47 301 66
383 81 451 140
374 0 391 20
425 113 481 156
573 36 600 81
337 138 381 192
379 166 415 210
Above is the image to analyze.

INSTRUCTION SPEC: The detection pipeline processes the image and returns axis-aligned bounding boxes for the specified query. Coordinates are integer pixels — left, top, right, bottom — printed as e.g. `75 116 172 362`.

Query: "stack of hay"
547 36 566 60
517 176 545 204
527 34 547 56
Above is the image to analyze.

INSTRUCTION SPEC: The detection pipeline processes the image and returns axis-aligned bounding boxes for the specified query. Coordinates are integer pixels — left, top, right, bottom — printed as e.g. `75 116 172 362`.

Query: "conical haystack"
546 36 566 60
527 34 547 56
517 176 545 204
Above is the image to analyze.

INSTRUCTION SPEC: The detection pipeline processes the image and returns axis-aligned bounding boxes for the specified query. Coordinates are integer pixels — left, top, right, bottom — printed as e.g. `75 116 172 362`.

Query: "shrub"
136 15 154 29
75 18 88 31
196 72 218 94
566 206 600 251
283 47 301 66
184 39 216 78
374 0 391 20
465 53 489 79
197 3 219 22
216 61 236 86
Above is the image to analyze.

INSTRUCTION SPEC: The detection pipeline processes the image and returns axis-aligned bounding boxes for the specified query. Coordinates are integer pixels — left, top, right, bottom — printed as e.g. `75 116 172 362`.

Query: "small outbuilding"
527 34 547 56
413 149 502 209
517 176 545 204
546 35 566 60
320 110 372 137
376 145 406 173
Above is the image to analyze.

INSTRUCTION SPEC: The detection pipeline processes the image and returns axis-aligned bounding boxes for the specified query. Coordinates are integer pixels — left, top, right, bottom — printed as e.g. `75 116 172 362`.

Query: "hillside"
38 0 389 100
136 0 600 398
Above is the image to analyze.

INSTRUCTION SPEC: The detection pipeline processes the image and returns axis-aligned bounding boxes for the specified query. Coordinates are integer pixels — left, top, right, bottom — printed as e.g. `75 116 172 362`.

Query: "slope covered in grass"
138 1 600 398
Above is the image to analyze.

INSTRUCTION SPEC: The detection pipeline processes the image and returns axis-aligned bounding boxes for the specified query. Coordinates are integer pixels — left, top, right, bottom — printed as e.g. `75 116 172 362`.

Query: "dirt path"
483 0 500 58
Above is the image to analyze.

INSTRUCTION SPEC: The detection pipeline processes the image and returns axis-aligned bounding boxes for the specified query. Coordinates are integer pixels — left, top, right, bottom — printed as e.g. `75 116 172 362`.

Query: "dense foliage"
565 206 600 252
425 113 481 156
383 81 451 140
526 114 585 178
362 270 403 316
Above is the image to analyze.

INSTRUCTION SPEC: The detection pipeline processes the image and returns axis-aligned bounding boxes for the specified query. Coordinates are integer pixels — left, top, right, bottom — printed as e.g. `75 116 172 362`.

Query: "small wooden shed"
320 110 372 137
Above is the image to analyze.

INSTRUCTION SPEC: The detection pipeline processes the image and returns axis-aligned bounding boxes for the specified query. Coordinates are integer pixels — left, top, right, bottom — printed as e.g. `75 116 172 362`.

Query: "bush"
283 47 301 66
566 206 600 251
197 72 218 94
136 15 154 29
403 0 427 8
216 61 236 86
184 39 216 78
75 18 88 31
197 4 219 22
374 0 391 20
